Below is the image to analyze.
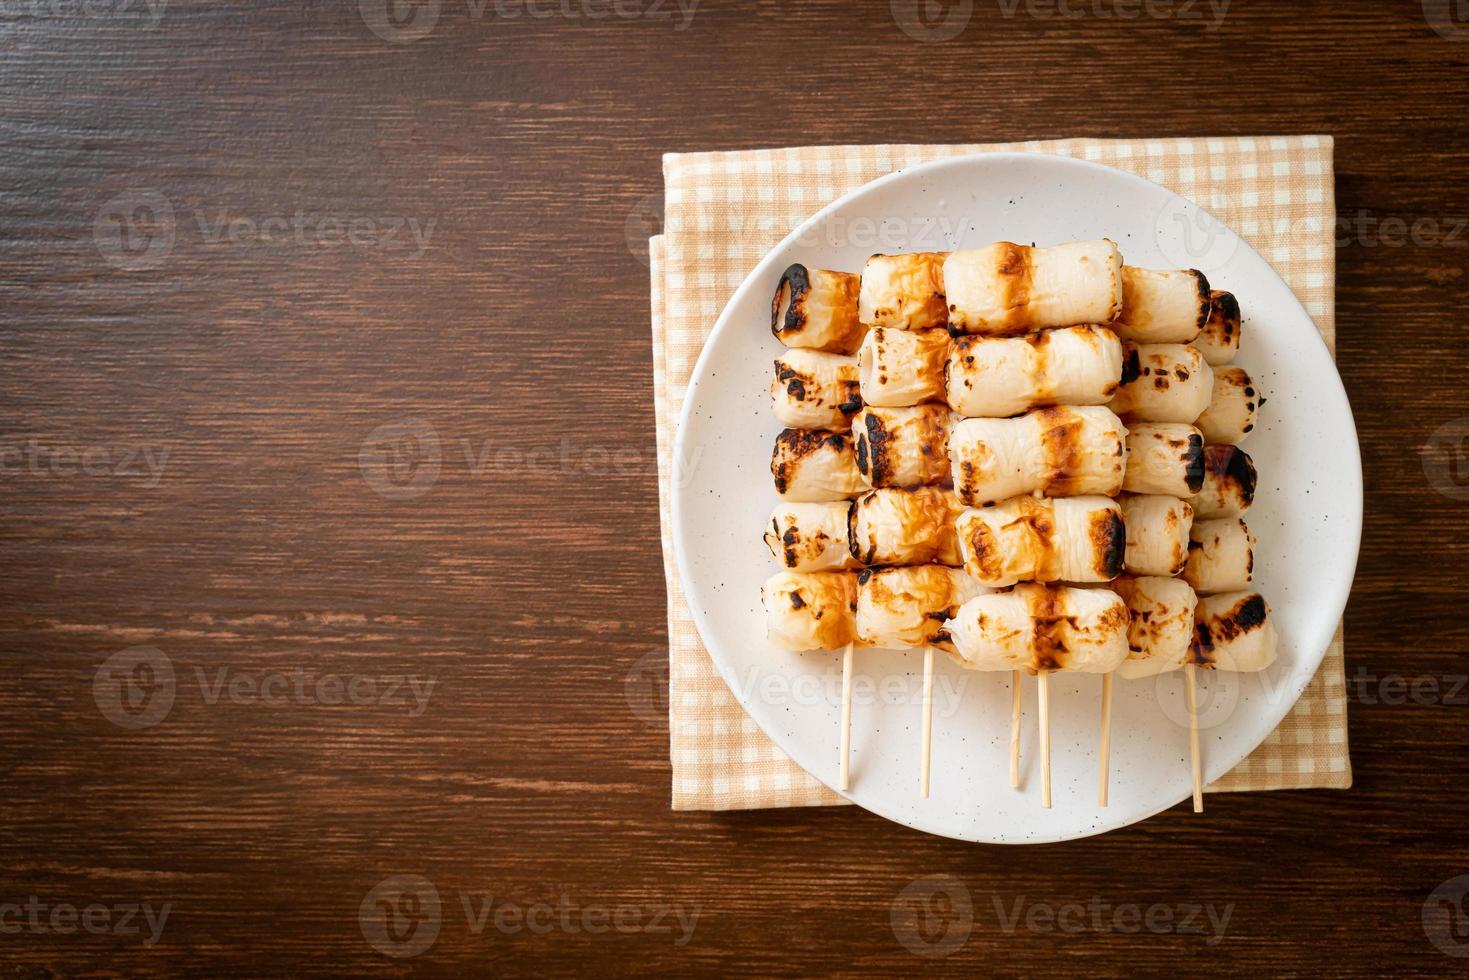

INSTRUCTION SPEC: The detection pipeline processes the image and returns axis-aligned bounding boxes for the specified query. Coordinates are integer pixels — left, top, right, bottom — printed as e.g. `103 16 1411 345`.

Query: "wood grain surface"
1 0 1467 975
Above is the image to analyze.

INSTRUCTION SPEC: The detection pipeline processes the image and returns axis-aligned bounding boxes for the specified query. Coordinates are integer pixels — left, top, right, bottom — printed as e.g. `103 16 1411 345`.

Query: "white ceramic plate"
671 152 1361 843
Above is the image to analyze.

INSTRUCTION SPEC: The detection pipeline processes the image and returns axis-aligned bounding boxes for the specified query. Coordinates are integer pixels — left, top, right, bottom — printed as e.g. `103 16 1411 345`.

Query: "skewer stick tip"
838 643 854 793
919 647 934 799
1009 669 1022 789
1184 665 1204 814
1098 672 1113 808
1038 670 1052 809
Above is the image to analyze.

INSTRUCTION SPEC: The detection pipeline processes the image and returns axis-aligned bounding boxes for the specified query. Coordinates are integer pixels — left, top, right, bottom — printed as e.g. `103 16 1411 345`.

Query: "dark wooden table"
2 0 1467 975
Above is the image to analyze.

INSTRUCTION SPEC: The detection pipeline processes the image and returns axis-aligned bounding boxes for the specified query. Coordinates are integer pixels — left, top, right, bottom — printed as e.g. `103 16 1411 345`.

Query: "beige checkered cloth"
651 137 1351 811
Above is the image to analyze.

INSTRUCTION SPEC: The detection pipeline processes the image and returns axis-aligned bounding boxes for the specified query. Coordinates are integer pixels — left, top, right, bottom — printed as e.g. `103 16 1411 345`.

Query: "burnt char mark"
1234 594 1268 629
992 242 1034 334
785 377 807 401
856 567 874 586
1025 585 1066 672
1223 445 1257 507
1189 269 1212 331
1188 622 1216 667
838 383 864 417
773 428 842 494
861 412 892 486
771 263 810 338
1097 509 1126 579
1213 594 1268 643
1036 408 1084 495
1212 290 1240 330
847 495 873 564
964 517 1004 582
1183 432 1206 494
789 590 805 609
1119 343 1142 387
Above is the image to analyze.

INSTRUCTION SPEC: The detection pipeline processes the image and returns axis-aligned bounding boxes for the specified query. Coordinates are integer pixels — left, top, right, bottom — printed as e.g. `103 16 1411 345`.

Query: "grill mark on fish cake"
780 522 801 567
772 428 847 495
1182 431 1206 494
1026 329 1054 406
1189 269 1212 332
1027 501 1058 582
847 495 870 564
991 242 1035 335
1023 585 1068 673
772 263 810 338
858 412 892 485
1188 594 1267 667
780 370 809 401
1202 444 1255 506
1189 621 1216 667
1212 290 1240 330
1094 508 1126 579
1212 593 1267 642
963 517 1004 581
1037 407 1086 496
1119 343 1142 386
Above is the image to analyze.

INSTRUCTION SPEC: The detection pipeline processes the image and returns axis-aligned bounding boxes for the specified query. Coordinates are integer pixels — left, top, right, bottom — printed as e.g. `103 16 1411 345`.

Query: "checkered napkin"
650 137 1350 811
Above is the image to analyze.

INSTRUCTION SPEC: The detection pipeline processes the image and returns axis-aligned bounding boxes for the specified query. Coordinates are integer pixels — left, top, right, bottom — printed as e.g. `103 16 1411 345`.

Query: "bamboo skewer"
838 642 854 792
1184 664 1203 812
1038 670 1052 809
1098 672 1113 807
1009 670 1022 788
920 647 935 798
